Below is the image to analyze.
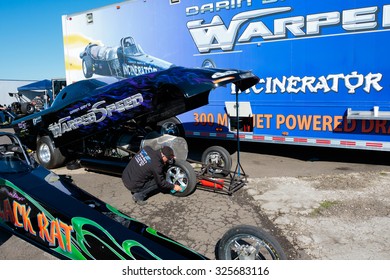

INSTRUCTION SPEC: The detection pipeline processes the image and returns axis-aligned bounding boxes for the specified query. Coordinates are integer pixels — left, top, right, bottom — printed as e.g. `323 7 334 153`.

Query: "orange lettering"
21 205 36 235
50 220 65 251
297 115 312 130
322 116 333 131
263 114 272 128
60 221 73 252
286 115 296 130
256 114 264 129
217 113 227 126
276 115 285 129
13 201 23 227
38 212 53 243
313 115 321 131
333 116 343 132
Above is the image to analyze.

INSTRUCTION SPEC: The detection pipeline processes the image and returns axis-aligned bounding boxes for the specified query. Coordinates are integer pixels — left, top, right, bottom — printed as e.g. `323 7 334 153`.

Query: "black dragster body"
8 66 259 169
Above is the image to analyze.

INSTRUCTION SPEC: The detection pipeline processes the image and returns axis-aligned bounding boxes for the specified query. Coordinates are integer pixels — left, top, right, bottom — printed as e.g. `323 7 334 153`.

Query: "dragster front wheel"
201 145 232 178
216 225 286 260
166 159 197 197
36 135 66 169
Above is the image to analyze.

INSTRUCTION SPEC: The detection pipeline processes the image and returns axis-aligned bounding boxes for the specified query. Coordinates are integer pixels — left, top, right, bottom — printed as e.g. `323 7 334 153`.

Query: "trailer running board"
347 107 390 120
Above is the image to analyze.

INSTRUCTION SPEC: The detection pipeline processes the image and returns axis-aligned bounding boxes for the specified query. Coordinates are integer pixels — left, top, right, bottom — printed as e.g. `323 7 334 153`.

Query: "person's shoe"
132 194 147 206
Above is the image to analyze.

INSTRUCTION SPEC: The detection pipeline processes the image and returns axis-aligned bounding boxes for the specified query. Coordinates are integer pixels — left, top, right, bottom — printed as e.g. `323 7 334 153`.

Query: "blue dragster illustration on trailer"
62 0 390 151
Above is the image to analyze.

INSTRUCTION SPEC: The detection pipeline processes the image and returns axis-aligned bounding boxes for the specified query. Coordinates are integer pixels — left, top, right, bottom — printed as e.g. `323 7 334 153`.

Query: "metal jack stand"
196 87 248 195
230 86 247 192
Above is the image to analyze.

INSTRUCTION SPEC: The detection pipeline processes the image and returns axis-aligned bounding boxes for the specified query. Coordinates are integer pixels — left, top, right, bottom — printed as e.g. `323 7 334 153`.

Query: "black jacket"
121 146 174 192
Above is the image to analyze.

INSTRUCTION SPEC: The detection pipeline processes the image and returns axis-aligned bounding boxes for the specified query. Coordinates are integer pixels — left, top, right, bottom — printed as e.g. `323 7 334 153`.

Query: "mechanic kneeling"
121 146 183 205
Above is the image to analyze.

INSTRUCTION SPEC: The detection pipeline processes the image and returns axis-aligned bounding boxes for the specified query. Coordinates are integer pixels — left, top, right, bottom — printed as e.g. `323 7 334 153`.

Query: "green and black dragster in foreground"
0 132 286 260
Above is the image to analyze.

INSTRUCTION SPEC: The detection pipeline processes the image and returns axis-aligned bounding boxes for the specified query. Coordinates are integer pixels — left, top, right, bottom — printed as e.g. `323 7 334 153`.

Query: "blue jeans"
133 180 159 201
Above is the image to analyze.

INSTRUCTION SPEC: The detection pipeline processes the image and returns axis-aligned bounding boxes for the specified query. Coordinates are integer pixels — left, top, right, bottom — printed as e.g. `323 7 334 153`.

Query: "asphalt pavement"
1 132 390 260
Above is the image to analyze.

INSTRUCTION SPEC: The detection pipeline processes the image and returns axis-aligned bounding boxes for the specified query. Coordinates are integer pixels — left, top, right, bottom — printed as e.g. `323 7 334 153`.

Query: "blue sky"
0 0 122 81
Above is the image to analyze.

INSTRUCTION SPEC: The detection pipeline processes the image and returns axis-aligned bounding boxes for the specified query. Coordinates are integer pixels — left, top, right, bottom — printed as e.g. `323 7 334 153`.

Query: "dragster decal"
0 179 203 260
48 93 143 138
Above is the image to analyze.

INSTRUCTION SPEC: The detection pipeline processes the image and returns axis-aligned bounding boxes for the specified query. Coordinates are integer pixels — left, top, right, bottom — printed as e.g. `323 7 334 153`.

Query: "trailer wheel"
36 136 66 169
82 56 93 78
201 146 232 178
216 225 286 260
157 118 184 137
166 159 197 197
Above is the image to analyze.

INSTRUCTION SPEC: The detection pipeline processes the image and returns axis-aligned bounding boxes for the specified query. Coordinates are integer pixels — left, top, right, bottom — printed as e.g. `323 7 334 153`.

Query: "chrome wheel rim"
166 166 188 187
224 234 278 260
38 143 51 164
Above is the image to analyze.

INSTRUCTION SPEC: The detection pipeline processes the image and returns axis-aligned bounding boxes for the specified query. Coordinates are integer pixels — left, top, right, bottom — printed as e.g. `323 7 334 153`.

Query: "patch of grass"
310 200 339 216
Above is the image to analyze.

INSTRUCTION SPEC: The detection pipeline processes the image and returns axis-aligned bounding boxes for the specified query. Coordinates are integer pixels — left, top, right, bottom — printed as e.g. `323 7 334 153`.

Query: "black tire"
166 159 197 197
82 56 93 78
26 103 35 114
216 225 286 260
20 103 28 115
201 146 232 178
157 117 184 137
11 102 21 115
36 136 66 169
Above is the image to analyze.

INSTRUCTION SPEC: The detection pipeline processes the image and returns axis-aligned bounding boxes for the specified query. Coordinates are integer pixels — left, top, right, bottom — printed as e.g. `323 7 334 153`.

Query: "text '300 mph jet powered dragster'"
0 132 286 260
3 66 260 195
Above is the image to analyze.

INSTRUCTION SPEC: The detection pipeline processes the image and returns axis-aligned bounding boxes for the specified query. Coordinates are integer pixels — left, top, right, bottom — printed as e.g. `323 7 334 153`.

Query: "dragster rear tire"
216 225 286 260
166 159 197 197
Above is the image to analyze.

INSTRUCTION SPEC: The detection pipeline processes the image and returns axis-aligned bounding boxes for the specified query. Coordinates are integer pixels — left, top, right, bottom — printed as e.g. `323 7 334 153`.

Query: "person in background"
0 104 8 124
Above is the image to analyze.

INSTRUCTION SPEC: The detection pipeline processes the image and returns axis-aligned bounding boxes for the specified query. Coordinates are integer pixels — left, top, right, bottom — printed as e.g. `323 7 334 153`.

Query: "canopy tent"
17 79 52 91
17 79 53 110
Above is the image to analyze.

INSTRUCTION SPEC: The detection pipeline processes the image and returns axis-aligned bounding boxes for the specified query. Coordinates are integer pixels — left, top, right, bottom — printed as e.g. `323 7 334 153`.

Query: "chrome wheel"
217 225 286 260
166 165 189 187
165 159 197 197
204 152 226 172
38 143 51 164
224 234 279 260
161 121 180 136
201 146 232 178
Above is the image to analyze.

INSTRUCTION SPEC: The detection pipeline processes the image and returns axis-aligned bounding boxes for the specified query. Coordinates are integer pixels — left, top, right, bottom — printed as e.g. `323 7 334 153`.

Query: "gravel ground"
245 171 390 259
